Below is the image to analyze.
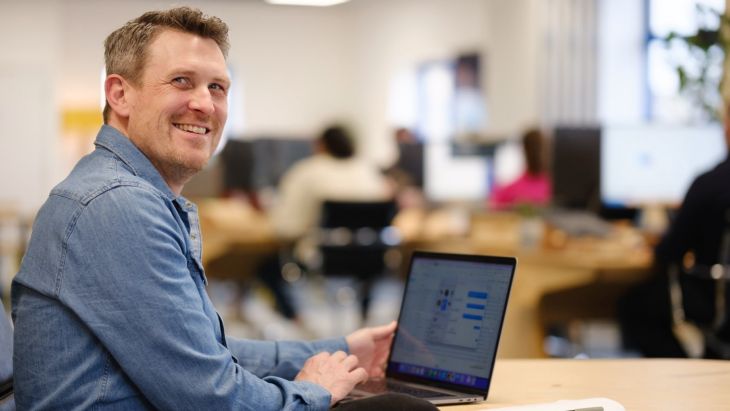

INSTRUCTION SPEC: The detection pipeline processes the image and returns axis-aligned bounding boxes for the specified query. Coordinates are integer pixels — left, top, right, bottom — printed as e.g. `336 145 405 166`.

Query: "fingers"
306 351 330 366
343 353 360 370
331 350 347 361
370 320 397 340
351 366 369 384
307 351 361 372
369 360 388 379
373 348 390 366
295 351 369 406
313 351 331 360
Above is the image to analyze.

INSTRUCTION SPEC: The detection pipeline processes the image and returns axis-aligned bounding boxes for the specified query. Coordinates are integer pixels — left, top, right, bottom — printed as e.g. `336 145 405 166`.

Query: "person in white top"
259 125 393 320
271 125 392 239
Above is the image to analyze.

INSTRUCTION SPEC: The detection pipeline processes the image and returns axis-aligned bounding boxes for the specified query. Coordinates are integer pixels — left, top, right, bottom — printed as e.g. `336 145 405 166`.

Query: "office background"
0 0 661 214
1 0 727 356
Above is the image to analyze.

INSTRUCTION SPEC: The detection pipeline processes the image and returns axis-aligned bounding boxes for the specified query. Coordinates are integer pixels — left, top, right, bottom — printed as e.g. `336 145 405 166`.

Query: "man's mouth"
174 123 209 135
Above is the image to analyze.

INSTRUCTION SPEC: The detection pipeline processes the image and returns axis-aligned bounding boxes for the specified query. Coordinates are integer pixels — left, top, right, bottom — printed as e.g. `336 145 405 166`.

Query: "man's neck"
104 119 185 196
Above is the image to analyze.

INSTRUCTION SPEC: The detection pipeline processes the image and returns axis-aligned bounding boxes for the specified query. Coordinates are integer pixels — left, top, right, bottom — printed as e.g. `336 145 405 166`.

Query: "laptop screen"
387 252 516 394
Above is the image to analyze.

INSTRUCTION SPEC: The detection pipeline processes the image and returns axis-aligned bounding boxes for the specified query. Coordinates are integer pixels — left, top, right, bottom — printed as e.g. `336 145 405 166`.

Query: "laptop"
349 251 517 405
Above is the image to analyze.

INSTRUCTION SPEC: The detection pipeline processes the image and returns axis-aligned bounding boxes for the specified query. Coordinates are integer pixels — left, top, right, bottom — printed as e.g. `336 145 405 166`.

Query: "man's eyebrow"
213 76 232 87
168 69 231 86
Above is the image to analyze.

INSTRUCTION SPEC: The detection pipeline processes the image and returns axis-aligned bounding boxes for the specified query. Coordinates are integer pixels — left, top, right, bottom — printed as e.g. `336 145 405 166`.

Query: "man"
618 108 730 358
12 7 435 410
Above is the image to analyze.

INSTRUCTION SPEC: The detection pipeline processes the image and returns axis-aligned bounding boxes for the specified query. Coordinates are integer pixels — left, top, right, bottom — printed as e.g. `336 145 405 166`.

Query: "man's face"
125 29 229 189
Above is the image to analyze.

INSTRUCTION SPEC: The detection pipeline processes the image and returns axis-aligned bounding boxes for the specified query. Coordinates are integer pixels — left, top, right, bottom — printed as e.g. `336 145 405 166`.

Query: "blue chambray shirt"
12 125 346 410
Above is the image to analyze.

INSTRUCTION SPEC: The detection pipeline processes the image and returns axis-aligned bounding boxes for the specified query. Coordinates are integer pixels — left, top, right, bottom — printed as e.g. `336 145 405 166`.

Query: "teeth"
175 124 207 134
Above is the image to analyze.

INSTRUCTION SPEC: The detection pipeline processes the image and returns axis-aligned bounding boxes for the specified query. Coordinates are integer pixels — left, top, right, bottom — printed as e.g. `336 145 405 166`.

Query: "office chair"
309 200 400 329
669 210 730 359
0 299 14 410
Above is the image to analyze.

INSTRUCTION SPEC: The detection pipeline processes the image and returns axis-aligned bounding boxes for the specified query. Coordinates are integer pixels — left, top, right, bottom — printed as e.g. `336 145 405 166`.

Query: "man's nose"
188 87 215 115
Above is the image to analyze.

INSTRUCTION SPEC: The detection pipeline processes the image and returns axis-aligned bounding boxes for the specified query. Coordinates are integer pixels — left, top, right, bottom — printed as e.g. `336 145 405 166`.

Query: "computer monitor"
601 124 727 207
396 141 425 188
423 142 490 203
251 138 313 189
551 126 602 211
220 139 255 192
220 137 313 193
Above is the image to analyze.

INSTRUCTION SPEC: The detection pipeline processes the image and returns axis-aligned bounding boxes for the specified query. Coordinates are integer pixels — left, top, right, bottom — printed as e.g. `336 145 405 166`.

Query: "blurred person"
11 7 434 410
271 125 392 238
618 108 730 358
453 54 488 143
384 127 426 209
260 125 393 320
489 128 551 210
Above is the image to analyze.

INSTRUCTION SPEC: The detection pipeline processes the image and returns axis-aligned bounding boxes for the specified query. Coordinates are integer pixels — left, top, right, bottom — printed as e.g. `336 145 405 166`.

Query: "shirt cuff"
293 380 332 410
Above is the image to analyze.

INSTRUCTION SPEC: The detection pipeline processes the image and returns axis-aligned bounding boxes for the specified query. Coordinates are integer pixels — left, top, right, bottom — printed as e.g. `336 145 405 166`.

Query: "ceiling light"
265 0 350 6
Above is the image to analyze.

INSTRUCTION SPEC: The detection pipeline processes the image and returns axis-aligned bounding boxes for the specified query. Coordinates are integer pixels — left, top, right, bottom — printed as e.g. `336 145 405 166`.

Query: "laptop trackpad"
354 379 458 399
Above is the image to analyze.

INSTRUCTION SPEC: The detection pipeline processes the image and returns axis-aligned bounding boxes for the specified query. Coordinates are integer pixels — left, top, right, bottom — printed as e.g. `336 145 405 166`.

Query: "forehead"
143 29 228 80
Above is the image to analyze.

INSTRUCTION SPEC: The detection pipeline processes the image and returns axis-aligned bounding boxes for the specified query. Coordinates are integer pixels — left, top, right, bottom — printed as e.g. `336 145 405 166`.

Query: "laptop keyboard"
357 380 454 398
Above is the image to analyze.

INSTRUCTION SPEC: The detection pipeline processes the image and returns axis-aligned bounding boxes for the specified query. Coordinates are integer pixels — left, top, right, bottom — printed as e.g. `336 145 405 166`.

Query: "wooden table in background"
197 201 654 357
197 199 281 283
399 210 653 358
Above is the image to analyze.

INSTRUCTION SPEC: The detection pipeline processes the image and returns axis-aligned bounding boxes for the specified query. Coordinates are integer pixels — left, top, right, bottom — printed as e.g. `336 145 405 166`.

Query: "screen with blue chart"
389 255 513 389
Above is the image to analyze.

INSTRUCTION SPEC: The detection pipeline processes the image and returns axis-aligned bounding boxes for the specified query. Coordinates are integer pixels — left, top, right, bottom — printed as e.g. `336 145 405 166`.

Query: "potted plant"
664 3 730 120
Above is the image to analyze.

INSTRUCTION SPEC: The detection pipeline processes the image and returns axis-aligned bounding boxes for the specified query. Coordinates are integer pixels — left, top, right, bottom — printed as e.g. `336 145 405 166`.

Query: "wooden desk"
399 210 653 358
444 359 730 410
197 201 653 357
197 199 278 266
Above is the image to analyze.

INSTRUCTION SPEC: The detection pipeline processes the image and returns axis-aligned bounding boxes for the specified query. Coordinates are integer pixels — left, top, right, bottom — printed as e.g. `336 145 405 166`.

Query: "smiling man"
108 27 230 194
11 7 435 411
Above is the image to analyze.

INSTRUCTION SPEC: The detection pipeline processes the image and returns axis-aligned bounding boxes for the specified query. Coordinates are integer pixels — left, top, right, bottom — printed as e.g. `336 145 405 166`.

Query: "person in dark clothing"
618 119 730 358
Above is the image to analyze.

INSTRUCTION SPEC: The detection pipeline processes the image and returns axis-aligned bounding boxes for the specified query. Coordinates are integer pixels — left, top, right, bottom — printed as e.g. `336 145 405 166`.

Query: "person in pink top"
490 128 551 210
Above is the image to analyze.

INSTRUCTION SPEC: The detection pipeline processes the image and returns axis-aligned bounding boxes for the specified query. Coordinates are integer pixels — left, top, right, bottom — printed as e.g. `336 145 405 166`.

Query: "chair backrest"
0 299 14 409
669 209 730 358
317 200 399 278
320 200 398 230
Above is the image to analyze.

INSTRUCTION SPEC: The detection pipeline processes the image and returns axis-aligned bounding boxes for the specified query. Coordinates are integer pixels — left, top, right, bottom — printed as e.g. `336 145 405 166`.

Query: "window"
647 0 725 123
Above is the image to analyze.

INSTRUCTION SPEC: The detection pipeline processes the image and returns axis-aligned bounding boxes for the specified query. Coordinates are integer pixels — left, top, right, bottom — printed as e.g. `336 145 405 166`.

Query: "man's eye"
209 83 227 94
171 77 190 87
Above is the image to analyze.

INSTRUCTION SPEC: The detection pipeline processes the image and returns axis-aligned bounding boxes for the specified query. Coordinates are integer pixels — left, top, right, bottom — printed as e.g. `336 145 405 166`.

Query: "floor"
208 275 405 341
208 273 635 358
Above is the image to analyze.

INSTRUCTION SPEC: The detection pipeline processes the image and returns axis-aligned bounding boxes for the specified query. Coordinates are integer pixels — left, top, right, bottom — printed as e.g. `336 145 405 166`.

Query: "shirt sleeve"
59 185 331 411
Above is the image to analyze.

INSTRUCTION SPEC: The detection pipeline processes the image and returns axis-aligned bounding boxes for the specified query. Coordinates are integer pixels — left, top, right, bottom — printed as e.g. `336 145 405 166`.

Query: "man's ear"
105 74 132 119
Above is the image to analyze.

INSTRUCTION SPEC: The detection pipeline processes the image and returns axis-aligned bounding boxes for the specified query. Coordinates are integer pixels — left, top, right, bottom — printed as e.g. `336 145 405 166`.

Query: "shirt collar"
93 125 181 203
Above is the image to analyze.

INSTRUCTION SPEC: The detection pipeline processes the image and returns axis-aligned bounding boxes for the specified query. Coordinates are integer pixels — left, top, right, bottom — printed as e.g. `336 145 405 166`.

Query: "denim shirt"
12 125 346 410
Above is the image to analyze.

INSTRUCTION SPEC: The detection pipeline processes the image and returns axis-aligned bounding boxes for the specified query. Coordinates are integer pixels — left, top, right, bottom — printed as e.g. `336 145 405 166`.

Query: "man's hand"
295 351 368 405
345 320 397 379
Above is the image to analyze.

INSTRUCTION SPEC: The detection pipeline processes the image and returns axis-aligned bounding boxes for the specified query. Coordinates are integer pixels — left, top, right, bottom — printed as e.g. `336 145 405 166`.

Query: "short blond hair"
103 6 229 122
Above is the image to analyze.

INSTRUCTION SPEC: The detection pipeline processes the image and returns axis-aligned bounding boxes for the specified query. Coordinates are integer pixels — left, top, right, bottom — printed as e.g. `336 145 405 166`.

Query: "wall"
0 0 60 212
346 0 497 165
487 0 541 135
0 0 545 213
56 0 356 137
597 0 645 124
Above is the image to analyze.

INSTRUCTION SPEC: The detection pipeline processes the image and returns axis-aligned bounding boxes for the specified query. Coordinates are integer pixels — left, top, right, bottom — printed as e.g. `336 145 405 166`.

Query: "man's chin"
181 160 207 175
163 158 208 184
181 150 213 170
